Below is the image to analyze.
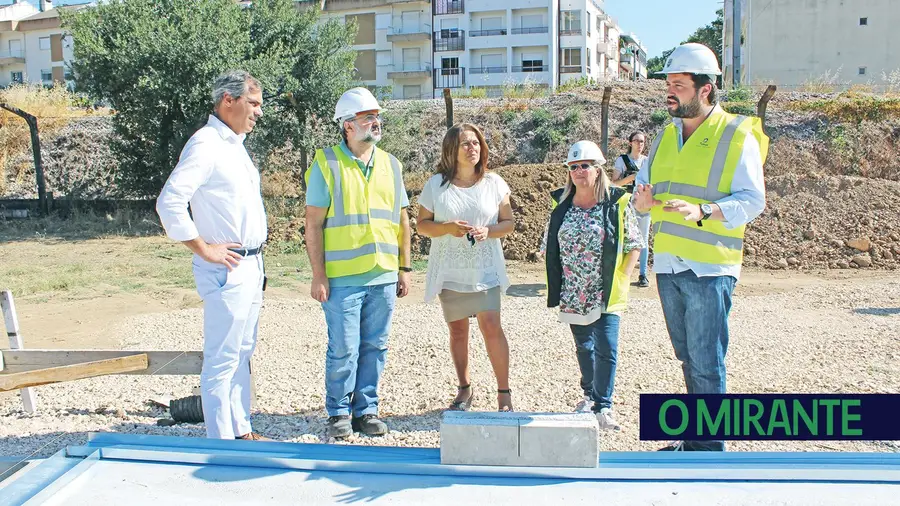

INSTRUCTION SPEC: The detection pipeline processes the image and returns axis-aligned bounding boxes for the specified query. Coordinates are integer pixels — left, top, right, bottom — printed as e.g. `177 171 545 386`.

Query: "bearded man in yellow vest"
305 87 412 439
633 43 768 452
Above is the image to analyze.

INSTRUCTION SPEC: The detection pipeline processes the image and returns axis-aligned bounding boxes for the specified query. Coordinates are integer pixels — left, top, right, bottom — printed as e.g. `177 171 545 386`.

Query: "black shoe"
658 441 689 451
352 414 388 436
638 275 650 288
327 415 352 439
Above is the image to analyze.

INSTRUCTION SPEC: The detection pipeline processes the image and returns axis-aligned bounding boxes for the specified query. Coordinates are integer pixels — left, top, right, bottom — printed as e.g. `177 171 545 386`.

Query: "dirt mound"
744 174 900 270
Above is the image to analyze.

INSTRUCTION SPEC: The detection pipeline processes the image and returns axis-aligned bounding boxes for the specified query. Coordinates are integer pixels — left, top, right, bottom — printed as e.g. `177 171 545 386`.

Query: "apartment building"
0 0 84 88
618 32 646 80
322 0 629 99
723 0 900 88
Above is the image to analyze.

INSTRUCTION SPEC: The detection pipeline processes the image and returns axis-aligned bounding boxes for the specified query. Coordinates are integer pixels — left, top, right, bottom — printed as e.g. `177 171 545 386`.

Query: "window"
521 14 542 29
39 37 51 50
859 67 867 75
481 53 503 71
481 17 502 31
586 12 591 36
10 71 23 83
859 17 868 25
441 57 460 75
41 69 52 81
440 18 460 38
561 11 581 34
587 48 591 68
561 48 581 72
8 39 22 55
401 47 421 71
403 85 421 99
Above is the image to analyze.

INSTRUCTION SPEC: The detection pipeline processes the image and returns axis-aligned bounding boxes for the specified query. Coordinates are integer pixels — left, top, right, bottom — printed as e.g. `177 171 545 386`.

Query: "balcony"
620 54 633 69
560 65 582 74
605 41 618 57
560 28 582 36
512 64 548 72
388 20 432 42
0 50 25 66
470 29 507 37
434 0 464 15
434 67 466 88
510 26 548 35
434 30 465 51
469 66 507 74
387 62 433 79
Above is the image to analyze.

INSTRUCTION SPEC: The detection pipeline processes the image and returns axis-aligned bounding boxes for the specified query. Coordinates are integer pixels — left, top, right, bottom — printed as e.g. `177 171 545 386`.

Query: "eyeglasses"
354 113 381 124
568 163 593 171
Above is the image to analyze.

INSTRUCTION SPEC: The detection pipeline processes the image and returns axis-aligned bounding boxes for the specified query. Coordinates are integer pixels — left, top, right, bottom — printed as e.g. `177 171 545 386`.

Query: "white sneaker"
574 395 594 413
596 408 621 431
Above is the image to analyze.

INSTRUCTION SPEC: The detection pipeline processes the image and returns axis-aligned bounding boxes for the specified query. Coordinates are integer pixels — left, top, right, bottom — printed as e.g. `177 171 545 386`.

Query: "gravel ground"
2 275 899 459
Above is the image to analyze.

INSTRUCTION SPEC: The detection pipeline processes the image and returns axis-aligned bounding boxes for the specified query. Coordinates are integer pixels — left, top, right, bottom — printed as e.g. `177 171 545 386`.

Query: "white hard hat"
656 42 722 76
333 87 382 123
566 140 606 165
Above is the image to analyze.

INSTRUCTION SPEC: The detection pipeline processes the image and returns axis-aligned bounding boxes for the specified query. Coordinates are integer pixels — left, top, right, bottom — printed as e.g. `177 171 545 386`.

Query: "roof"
2 433 900 505
18 2 89 22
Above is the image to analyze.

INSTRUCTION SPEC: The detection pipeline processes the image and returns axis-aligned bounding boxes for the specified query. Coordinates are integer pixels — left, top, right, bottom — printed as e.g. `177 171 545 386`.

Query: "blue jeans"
570 314 620 411
656 270 736 451
637 213 651 276
322 283 397 417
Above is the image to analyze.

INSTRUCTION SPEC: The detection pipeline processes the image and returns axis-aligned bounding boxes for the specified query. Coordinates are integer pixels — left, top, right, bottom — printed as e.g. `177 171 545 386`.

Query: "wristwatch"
399 266 412 273
700 203 713 221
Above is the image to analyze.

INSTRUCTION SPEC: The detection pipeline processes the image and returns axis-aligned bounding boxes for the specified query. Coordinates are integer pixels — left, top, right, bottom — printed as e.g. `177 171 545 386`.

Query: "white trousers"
193 254 264 439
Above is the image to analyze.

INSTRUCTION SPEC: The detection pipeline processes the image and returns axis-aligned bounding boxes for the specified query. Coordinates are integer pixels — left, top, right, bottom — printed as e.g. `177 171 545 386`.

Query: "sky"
602 0 723 58
18 0 722 60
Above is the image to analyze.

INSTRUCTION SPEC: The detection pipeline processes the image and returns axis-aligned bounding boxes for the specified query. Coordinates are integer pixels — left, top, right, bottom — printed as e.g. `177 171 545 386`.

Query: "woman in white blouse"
416 123 515 412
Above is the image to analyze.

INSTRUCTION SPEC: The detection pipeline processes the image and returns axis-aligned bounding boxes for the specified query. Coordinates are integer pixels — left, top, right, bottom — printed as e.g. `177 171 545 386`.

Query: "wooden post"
443 88 453 129
0 103 47 215
600 86 612 156
756 85 777 133
1 291 37 413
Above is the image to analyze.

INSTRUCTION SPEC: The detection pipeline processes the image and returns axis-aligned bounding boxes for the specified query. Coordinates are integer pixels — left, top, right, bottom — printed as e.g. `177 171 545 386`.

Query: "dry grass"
787 92 900 122
0 84 109 194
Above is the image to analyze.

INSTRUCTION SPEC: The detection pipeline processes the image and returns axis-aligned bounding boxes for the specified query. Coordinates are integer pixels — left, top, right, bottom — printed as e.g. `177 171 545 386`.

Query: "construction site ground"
0 235 898 459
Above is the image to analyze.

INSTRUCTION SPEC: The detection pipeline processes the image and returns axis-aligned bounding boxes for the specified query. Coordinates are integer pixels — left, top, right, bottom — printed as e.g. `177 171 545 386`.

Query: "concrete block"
440 411 599 468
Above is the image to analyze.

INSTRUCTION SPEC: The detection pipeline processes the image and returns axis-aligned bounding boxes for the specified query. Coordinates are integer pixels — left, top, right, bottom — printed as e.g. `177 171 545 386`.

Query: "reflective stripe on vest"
653 221 743 251
321 146 402 229
650 114 745 202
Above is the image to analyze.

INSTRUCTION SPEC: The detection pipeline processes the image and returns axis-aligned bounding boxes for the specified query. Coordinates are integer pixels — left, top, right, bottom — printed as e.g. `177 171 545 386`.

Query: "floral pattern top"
558 200 645 324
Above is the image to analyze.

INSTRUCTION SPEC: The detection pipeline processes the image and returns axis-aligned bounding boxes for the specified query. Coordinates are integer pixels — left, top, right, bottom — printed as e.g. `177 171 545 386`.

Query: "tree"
63 0 356 197
647 9 724 80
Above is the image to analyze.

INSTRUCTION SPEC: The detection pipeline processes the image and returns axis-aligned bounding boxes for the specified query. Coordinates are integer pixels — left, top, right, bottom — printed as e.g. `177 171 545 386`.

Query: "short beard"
669 92 703 119
359 126 382 145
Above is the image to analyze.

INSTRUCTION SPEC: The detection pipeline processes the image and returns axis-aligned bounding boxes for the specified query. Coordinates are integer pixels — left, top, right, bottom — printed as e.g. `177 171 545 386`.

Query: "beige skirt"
437 286 502 323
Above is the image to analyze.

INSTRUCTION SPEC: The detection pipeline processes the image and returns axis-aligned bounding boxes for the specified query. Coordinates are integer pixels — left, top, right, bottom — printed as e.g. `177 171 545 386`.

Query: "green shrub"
650 109 669 124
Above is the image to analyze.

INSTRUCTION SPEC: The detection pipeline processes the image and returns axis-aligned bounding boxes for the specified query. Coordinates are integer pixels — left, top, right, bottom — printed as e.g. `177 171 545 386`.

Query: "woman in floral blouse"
544 140 645 431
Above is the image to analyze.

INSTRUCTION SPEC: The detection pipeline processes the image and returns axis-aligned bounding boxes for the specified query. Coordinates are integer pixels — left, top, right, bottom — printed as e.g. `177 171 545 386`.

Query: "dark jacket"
546 185 627 309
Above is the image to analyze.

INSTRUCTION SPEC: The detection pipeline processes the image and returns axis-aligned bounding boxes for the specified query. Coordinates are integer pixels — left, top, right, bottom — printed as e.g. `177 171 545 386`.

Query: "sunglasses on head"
568 163 593 171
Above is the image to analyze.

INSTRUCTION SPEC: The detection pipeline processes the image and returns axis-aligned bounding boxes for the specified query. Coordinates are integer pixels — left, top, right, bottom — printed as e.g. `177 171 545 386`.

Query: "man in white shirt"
633 44 767 451
156 70 269 441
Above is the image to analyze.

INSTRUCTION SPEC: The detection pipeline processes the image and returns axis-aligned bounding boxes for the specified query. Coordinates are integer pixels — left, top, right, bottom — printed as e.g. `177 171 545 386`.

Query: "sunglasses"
568 163 594 171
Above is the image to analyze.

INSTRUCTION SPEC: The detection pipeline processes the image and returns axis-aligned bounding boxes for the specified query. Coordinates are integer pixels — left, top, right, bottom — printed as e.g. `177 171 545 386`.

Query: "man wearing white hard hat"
632 43 769 451
544 140 644 431
304 87 411 439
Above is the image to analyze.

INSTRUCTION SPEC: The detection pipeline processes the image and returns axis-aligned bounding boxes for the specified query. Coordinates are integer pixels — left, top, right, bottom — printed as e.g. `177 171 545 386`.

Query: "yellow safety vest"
647 110 769 266
308 145 403 278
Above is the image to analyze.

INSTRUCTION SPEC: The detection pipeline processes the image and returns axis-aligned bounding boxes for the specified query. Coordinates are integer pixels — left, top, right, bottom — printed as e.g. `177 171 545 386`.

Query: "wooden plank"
1 350 202 375
0 353 149 392
1 290 37 412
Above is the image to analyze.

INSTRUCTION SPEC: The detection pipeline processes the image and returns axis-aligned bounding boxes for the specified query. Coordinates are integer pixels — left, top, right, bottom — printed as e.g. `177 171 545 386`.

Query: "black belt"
228 245 263 257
